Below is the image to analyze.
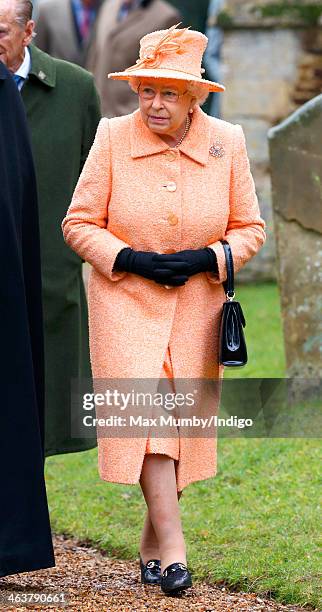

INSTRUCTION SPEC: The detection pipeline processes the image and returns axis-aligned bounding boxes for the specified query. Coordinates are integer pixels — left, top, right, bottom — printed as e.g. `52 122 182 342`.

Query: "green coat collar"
28 44 56 88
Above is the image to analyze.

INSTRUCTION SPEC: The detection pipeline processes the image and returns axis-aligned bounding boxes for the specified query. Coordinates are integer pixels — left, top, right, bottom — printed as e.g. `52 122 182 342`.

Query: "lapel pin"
38 70 46 81
210 140 225 158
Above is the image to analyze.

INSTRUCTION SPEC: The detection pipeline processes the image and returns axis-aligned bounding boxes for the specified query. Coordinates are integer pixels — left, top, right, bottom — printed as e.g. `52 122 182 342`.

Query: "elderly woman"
62 24 266 596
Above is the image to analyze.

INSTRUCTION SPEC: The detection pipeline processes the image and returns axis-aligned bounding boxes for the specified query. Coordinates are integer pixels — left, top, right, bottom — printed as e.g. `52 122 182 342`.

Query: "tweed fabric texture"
62 104 266 491
145 345 180 463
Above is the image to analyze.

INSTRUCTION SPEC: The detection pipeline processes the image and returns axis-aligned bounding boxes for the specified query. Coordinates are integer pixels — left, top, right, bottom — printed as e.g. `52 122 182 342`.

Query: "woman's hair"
128 77 209 107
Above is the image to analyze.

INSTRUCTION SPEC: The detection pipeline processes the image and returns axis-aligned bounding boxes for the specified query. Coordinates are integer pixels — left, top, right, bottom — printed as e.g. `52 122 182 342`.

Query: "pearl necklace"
174 114 191 148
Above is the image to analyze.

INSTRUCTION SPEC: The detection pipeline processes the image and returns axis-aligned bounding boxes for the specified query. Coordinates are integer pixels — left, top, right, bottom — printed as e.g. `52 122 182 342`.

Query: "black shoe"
160 562 192 595
139 554 161 585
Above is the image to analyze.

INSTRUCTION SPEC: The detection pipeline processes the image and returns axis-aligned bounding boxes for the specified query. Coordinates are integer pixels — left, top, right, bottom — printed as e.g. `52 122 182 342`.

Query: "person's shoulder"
207 114 238 133
0 65 30 135
206 113 243 142
95 113 132 136
91 114 132 154
30 45 94 87
54 58 95 85
108 112 133 127
52 58 97 97
101 112 135 144
0 60 9 79
0 62 24 109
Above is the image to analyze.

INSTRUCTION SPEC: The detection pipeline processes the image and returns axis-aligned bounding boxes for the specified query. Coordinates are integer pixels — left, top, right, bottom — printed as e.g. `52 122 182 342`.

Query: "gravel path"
0 535 318 611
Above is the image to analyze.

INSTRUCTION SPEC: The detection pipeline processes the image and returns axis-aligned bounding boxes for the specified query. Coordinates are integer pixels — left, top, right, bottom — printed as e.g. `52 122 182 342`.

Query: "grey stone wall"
220 28 303 281
214 0 322 281
268 95 322 380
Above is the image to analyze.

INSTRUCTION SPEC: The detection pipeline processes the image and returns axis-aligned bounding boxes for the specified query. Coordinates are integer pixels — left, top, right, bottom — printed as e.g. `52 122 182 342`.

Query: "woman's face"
138 78 196 137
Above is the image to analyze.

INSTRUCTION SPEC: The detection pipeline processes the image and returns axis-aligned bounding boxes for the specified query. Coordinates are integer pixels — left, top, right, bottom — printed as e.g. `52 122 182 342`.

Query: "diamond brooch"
210 140 225 158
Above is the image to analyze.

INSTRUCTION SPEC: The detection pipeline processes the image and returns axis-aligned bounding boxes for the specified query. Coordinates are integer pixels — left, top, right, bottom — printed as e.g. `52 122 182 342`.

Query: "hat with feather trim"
108 23 225 93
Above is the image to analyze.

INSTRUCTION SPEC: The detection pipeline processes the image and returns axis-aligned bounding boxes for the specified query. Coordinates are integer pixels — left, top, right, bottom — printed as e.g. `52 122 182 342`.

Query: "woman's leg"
140 510 159 563
140 486 183 563
139 454 186 572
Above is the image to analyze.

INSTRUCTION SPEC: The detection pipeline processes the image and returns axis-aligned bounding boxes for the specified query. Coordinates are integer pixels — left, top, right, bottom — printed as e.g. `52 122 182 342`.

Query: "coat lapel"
21 46 56 116
178 105 212 165
26 45 56 88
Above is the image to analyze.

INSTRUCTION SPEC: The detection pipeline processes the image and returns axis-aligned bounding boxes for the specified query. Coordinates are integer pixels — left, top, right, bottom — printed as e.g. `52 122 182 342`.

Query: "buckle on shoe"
163 562 187 577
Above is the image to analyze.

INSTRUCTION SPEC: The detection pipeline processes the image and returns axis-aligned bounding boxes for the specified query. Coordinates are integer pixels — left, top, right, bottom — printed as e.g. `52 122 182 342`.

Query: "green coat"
21 45 101 456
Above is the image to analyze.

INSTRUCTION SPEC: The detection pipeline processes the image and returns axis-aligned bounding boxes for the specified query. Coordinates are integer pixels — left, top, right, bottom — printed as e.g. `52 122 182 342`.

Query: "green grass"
45 283 321 608
224 280 286 378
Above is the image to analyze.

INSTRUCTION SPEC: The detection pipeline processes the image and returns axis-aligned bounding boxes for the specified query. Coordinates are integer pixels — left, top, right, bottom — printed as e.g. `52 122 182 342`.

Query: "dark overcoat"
21 45 101 456
0 61 55 576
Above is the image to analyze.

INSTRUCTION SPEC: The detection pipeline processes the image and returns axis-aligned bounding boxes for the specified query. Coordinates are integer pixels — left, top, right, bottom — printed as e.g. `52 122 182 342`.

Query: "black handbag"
219 240 248 367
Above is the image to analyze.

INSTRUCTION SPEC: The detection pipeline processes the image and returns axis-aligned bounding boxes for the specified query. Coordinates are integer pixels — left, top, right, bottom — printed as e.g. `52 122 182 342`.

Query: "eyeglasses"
137 83 188 103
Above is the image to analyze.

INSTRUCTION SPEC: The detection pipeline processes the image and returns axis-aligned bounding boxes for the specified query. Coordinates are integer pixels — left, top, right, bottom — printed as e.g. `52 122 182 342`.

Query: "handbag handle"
220 239 235 301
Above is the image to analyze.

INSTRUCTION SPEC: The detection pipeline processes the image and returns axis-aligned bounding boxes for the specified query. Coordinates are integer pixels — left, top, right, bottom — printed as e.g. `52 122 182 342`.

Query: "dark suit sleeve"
81 76 102 171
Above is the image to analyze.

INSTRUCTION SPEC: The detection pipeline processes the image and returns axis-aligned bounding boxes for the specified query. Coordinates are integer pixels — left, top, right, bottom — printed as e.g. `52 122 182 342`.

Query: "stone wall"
216 0 322 281
268 94 322 381
221 28 302 281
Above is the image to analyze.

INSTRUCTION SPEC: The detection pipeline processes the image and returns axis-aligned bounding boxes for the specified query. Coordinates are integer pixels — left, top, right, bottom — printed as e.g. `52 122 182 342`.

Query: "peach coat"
62 105 266 491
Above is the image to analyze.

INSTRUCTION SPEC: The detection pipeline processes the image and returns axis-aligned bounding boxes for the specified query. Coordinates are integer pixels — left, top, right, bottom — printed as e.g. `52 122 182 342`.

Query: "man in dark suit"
0 0 101 458
35 0 102 66
0 60 55 577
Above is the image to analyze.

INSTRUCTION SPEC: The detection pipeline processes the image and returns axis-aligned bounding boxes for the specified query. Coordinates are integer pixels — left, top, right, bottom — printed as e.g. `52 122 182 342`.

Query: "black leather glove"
152 248 218 279
113 247 190 286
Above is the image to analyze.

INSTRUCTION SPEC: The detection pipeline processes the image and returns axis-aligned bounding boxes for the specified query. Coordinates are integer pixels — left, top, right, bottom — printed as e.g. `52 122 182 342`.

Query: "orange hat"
108 23 225 93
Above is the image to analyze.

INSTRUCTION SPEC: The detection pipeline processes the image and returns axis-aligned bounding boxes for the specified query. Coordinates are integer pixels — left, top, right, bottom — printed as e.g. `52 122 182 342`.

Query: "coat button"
166 181 177 192
168 213 178 226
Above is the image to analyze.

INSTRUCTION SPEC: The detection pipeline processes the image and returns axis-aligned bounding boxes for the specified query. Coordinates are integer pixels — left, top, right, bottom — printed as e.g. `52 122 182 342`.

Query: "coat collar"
27 44 56 88
130 105 211 166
